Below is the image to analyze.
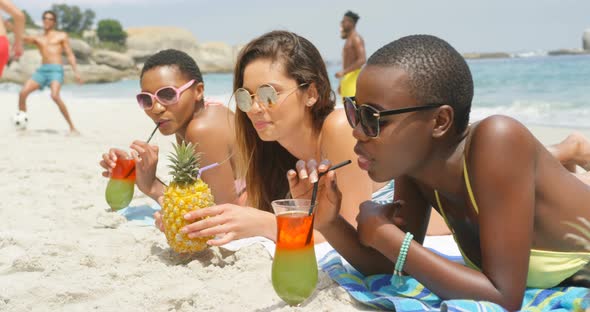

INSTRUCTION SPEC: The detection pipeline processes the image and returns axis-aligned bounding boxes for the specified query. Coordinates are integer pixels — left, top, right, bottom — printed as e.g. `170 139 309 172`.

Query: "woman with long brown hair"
178 30 394 244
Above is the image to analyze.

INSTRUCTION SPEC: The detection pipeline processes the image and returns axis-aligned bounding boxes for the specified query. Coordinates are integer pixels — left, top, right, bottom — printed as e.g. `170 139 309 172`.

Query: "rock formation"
1 26 239 84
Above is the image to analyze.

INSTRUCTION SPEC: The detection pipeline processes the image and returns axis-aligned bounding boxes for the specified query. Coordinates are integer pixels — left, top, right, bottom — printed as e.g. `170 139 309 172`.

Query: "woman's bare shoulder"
320 108 356 155
470 115 537 153
321 109 350 137
186 104 235 143
467 115 538 180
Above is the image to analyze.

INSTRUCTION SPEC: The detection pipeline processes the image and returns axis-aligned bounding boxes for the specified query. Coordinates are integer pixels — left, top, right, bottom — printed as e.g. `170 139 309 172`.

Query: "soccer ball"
12 111 28 130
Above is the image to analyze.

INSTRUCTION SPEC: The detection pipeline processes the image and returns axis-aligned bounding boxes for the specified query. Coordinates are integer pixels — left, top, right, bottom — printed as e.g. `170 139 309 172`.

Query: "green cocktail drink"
105 157 136 211
271 199 318 306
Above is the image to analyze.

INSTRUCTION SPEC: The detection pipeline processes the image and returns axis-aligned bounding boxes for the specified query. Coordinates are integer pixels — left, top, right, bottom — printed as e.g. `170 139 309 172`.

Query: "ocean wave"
1 84 585 129
471 100 590 129
510 50 549 58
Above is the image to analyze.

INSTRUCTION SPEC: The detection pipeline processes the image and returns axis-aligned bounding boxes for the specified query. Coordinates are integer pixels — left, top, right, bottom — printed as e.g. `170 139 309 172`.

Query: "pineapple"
162 142 215 253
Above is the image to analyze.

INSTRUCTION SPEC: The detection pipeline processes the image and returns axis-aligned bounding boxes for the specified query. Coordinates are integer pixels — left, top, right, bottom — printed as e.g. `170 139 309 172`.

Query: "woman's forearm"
372 224 521 310
261 211 277 241
147 178 165 202
320 215 395 275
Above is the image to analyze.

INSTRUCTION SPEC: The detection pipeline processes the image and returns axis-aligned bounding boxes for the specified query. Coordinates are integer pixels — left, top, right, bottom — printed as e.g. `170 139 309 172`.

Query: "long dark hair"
233 30 335 212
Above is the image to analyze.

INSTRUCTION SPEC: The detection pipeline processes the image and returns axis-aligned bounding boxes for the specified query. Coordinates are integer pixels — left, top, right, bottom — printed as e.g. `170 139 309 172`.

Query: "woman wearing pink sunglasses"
100 49 245 218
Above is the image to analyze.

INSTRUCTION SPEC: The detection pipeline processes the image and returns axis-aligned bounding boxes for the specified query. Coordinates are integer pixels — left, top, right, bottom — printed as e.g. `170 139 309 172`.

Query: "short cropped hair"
367 35 473 133
140 49 203 84
344 11 360 24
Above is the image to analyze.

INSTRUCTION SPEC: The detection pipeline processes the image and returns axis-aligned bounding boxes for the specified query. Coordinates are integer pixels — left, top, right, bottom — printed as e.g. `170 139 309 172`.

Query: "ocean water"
1 54 588 129
468 55 590 128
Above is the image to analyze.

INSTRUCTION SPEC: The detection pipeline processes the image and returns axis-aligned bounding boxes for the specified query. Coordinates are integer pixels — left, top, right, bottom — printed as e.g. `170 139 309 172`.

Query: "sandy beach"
0 90 588 312
0 91 365 312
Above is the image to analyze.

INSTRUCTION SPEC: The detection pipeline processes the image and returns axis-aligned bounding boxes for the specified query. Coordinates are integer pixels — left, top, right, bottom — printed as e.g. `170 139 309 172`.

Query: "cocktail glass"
271 199 317 306
105 157 136 211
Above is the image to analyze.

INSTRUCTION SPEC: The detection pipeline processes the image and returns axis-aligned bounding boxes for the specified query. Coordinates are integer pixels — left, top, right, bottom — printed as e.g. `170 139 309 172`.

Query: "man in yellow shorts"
335 11 366 99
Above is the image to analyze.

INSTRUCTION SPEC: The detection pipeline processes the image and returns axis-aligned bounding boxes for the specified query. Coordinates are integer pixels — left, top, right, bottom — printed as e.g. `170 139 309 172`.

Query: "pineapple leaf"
563 217 590 252
167 141 202 185
564 233 590 250
564 219 590 242
577 216 590 230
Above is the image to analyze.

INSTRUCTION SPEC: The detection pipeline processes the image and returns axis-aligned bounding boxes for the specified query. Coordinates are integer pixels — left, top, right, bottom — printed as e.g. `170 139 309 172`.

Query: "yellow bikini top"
433 158 590 288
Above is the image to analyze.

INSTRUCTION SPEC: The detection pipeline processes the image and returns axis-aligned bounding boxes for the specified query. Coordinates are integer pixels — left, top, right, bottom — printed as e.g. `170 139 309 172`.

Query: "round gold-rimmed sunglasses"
233 83 308 112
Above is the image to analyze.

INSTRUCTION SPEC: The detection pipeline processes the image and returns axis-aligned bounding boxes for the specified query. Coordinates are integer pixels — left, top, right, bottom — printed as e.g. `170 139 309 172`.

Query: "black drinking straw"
145 122 160 144
124 122 160 178
305 160 352 245
307 160 352 216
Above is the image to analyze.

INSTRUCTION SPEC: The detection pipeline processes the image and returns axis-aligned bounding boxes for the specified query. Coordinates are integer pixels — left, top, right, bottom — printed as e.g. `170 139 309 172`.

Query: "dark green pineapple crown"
168 141 202 185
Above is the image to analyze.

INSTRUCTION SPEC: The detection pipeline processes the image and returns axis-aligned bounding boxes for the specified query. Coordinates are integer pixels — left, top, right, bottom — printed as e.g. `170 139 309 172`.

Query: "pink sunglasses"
136 79 195 110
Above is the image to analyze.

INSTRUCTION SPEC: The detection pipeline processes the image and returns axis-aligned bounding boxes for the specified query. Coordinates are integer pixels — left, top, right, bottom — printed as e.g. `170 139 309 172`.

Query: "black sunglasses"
344 97 441 138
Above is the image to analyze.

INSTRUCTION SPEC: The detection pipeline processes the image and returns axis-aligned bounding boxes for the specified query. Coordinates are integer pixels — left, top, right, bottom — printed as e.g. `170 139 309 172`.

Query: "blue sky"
13 0 590 61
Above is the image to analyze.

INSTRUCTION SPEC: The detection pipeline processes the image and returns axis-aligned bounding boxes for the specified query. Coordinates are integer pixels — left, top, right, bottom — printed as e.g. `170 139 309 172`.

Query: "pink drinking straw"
196 150 236 179
197 163 220 179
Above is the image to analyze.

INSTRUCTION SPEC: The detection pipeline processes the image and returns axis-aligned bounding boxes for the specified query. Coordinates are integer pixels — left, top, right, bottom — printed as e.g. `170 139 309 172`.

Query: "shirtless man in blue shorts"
18 10 83 134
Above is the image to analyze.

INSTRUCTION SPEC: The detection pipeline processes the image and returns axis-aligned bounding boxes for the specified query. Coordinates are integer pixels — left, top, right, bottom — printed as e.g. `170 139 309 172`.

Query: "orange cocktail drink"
271 199 318 306
105 157 136 211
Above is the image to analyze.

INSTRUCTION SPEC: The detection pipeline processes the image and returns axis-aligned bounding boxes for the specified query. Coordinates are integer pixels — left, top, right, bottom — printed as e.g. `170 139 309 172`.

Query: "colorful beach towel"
319 249 590 311
117 204 160 226
372 180 395 205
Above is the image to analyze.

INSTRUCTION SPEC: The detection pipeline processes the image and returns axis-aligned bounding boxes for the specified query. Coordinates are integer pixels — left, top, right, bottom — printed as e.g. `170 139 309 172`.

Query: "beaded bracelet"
392 232 413 286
